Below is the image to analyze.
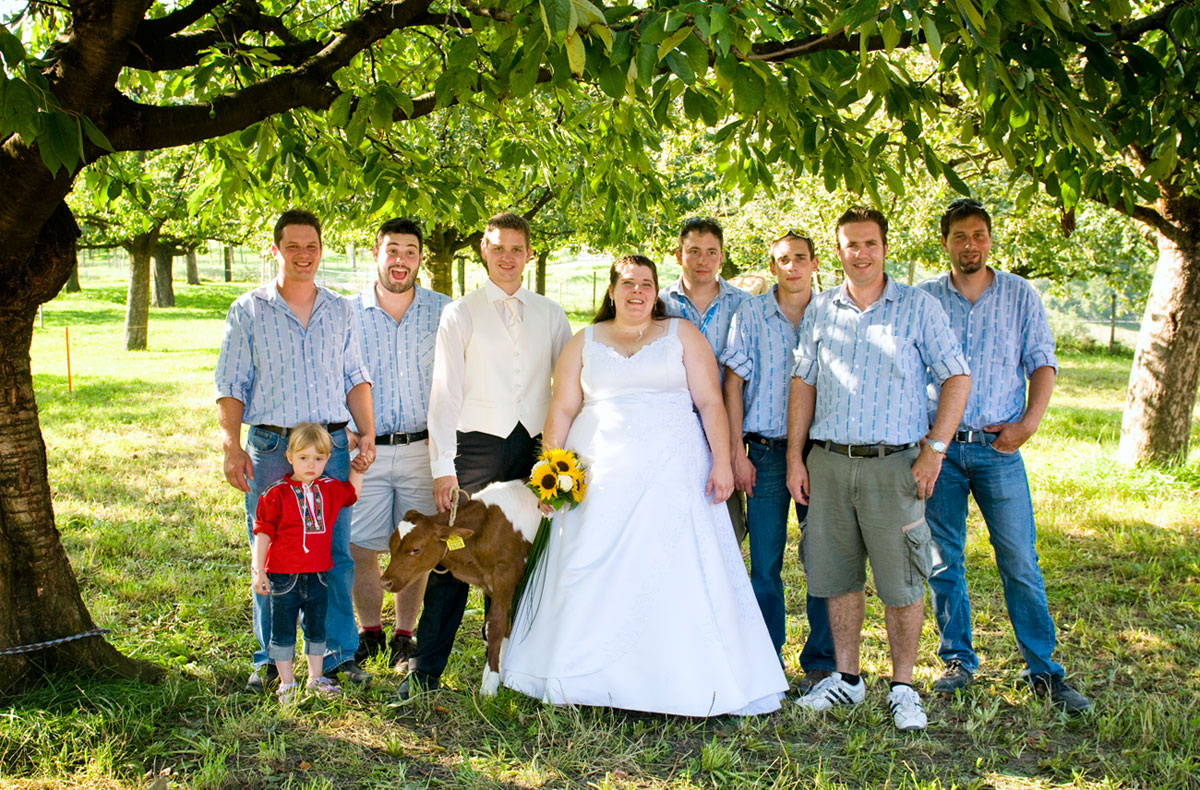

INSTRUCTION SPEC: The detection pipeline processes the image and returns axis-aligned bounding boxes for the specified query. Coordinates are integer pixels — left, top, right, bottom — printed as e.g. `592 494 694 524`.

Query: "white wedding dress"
500 319 786 716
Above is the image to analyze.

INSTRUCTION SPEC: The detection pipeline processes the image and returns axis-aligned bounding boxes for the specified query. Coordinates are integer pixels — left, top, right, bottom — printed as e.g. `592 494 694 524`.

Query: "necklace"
616 322 649 342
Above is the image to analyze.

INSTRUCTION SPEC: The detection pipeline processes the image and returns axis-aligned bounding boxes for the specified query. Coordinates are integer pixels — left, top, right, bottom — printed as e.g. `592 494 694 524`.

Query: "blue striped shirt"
349 285 451 435
917 269 1057 430
720 287 800 439
215 283 371 426
793 277 970 445
660 277 751 362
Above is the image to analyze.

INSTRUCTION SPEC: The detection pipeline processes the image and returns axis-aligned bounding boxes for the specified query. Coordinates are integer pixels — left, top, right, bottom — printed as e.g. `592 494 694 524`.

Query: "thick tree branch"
136 0 227 40
1110 0 1188 41
749 30 915 61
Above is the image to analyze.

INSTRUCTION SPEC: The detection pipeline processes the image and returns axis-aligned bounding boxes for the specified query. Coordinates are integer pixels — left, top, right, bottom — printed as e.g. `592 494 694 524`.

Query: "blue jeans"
925 440 1063 677
745 441 834 671
267 572 328 662
244 425 356 674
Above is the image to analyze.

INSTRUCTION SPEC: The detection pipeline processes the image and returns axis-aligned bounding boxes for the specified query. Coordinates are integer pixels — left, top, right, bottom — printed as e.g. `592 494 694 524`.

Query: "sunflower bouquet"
511 447 588 624
528 448 587 510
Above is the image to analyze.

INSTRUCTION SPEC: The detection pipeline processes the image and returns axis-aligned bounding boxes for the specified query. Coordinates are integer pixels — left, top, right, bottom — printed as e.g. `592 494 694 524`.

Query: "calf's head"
379 504 480 592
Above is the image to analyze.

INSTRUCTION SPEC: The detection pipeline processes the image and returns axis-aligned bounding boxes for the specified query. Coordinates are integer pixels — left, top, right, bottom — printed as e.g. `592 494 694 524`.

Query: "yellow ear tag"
444 535 465 551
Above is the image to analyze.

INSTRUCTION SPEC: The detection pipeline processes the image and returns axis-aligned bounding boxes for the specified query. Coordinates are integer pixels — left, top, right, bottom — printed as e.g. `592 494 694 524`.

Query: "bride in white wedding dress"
500 255 787 716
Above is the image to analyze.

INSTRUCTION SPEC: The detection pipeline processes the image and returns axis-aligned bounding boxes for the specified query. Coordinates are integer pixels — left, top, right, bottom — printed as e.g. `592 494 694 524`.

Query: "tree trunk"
223 245 233 282
1118 211 1200 465
64 258 81 293
457 256 466 296
152 243 174 308
0 203 160 691
186 249 199 285
124 231 159 351
427 246 454 296
536 249 548 295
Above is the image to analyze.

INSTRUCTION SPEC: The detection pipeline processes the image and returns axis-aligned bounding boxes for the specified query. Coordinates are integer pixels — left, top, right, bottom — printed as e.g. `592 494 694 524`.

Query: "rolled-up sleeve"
720 304 756 381
791 311 819 385
216 299 254 404
919 297 970 384
1019 286 1058 377
340 301 372 392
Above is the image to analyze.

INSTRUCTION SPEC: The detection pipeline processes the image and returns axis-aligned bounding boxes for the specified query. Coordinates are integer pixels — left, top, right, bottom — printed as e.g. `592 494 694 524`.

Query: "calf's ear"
440 525 476 540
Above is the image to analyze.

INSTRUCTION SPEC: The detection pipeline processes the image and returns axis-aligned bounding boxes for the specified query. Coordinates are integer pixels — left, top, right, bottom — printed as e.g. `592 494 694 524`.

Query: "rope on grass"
0 628 110 656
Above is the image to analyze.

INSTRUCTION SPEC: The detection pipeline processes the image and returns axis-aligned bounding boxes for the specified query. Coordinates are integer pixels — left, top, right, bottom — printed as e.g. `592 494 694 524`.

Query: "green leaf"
942 162 971 196
732 69 764 114
657 25 694 62
540 0 572 41
447 37 480 70
106 178 123 201
41 111 80 175
1082 62 1107 105
0 26 27 68
565 33 586 76
881 17 902 53
328 92 352 128
598 62 627 99
664 52 694 84
370 89 395 130
921 14 942 58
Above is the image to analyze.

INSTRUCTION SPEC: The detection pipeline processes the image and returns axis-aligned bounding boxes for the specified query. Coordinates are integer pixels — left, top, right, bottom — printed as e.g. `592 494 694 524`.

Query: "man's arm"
912 373 970 499
218 397 252 493
986 365 1054 453
785 378 815 505
428 304 469 511
723 370 755 495
346 382 376 472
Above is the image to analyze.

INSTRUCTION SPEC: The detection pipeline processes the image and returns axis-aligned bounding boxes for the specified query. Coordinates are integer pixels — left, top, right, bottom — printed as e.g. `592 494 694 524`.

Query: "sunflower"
545 447 578 476
569 470 587 502
530 461 558 501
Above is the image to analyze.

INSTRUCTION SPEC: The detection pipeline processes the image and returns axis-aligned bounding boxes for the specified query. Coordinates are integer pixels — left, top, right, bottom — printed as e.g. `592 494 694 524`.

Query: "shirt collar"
484 278 526 304
663 277 736 304
361 283 428 313
830 275 901 311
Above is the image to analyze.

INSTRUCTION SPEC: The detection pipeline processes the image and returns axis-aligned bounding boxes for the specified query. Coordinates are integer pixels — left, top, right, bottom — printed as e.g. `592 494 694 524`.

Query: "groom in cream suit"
401 212 572 695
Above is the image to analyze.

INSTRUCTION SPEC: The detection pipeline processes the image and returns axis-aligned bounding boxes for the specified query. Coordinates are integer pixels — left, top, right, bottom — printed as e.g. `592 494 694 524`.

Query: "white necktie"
504 296 522 341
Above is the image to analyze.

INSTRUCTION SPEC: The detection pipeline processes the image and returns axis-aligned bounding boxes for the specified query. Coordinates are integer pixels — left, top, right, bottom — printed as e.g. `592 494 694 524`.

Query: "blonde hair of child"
287 422 332 455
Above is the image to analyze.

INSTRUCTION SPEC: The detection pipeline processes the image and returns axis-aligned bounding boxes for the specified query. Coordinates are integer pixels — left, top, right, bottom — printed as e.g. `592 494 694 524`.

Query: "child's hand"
252 569 269 596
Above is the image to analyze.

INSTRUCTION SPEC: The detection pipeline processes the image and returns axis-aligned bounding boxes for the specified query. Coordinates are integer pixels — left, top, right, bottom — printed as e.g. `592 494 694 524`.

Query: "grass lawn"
4 279 1199 790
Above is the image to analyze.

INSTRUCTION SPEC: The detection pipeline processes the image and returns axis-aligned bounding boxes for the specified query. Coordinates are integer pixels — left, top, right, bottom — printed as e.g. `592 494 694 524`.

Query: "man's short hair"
770 231 816 259
287 422 332 455
274 209 322 246
678 217 724 248
940 198 992 238
835 206 888 247
485 212 530 247
376 217 424 254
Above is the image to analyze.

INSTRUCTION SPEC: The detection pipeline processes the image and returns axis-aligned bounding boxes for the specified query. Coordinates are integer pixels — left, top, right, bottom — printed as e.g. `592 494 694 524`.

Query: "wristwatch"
926 438 947 454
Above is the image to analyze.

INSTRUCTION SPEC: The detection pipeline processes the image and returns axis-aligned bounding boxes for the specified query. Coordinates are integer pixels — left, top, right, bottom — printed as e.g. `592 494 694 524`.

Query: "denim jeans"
925 440 1063 677
745 441 834 671
244 425 356 674
267 572 328 662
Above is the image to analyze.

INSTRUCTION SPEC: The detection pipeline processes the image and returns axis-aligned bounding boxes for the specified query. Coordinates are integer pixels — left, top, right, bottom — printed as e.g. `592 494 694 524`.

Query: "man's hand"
732 451 757 495
223 446 253 493
983 419 1035 454
786 459 809 505
351 433 376 472
911 444 944 499
433 474 459 512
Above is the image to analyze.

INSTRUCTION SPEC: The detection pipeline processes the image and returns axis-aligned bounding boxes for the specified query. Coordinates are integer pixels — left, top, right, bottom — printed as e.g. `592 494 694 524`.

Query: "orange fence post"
65 326 72 394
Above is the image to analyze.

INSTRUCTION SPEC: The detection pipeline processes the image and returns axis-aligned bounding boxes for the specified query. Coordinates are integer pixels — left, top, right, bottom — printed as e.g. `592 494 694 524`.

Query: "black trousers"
408 423 539 683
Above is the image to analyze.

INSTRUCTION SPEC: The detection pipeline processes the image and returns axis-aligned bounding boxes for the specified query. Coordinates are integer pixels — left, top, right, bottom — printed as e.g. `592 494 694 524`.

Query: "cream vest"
459 287 555 437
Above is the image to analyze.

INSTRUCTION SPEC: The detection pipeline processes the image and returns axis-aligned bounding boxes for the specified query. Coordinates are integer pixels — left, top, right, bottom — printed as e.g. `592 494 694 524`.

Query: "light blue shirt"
660 277 750 362
720 287 800 439
918 268 1057 430
349 284 451 435
793 277 970 445
215 283 371 426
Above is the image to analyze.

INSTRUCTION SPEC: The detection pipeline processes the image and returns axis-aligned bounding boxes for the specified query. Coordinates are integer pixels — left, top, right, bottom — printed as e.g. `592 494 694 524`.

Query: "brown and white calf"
379 479 542 695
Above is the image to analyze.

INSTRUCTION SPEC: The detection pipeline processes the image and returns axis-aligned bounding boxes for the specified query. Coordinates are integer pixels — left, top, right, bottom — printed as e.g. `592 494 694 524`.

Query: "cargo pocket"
904 520 933 586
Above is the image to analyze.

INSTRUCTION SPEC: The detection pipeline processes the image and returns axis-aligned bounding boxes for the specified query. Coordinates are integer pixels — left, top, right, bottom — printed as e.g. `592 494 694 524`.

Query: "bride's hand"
706 464 734 504
538 502 556 516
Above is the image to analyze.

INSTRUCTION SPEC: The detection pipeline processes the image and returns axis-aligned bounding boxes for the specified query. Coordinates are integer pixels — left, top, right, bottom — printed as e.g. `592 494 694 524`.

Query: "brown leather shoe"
796 669 833 694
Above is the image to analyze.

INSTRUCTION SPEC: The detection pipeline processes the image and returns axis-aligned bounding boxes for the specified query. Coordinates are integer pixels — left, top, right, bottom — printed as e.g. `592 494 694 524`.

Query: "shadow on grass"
44 284 248 327
34 375 195 424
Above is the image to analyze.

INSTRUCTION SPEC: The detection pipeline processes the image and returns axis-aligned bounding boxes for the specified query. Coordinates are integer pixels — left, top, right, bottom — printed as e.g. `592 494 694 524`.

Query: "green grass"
4 281 1200 789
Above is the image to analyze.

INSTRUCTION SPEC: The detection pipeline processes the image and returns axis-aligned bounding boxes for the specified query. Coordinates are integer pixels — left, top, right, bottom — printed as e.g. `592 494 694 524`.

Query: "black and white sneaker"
887 685 928 731
794 672 865 711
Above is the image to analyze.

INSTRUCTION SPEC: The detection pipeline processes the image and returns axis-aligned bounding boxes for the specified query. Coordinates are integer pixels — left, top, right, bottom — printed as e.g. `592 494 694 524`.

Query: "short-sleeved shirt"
720 287 800 439
253 474 359 573
918 268 1057 430
215 283 371 426
793 277 970 445
349 284 451 435
660 277 750 362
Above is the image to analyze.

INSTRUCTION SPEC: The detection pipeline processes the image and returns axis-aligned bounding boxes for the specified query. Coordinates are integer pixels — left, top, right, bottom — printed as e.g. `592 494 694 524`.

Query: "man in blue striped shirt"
347 218 451 672
216 209 377 693
918 199 1090 713
721 231 834 689
661 217 751 540
788 206 971 731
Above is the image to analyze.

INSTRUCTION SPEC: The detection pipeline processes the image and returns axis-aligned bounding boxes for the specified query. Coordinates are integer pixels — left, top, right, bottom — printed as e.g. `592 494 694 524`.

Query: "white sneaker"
887 685 927 731
795 672 865 711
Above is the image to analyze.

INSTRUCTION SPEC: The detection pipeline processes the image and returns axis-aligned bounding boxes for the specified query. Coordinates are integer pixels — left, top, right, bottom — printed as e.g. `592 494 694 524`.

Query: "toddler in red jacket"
252 423 361 703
